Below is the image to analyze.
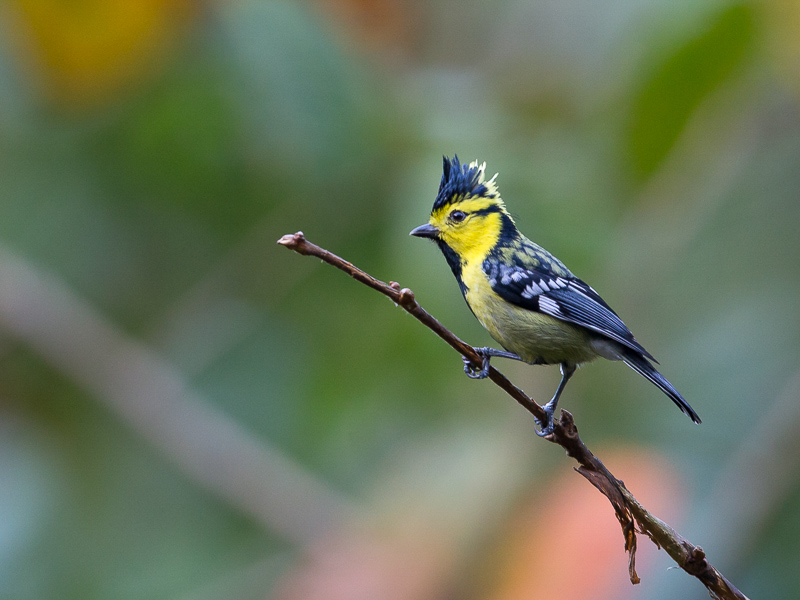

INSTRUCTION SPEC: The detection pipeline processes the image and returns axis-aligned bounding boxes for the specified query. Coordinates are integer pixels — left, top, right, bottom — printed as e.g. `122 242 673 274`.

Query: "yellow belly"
462 263 598 365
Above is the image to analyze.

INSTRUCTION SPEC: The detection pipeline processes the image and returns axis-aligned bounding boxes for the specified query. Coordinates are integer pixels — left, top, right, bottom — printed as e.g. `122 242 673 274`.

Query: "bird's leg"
535 363 577 437
462 347 523 379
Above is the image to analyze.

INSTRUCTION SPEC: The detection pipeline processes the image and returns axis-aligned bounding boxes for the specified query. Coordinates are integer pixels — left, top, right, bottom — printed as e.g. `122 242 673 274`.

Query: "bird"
410 156 701 436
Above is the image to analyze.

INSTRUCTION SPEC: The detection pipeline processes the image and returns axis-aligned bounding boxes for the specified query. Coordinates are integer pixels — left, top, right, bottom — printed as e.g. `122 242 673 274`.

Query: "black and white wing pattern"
483 261 655 360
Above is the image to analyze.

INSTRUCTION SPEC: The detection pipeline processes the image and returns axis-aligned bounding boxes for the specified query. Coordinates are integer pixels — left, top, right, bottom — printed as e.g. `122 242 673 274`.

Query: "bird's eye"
450 210 466 223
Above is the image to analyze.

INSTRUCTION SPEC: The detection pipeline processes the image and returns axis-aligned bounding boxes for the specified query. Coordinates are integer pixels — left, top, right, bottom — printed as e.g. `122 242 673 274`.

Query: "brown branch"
278 231 750 600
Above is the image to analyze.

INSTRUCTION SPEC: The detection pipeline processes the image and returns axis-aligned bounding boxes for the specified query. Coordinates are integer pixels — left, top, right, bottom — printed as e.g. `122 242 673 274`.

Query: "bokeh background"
1 0 799 598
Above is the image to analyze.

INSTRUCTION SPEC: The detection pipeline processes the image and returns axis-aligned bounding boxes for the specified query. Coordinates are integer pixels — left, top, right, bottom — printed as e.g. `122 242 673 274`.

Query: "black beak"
409 223 439 239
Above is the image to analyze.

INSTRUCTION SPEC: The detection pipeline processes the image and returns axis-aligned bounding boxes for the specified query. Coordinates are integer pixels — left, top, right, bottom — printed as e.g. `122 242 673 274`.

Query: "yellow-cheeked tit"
410 156 701 436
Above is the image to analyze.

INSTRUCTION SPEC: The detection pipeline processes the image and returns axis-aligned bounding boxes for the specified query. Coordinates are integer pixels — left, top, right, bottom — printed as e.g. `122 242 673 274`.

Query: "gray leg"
463 347 524 379
535 363 577 437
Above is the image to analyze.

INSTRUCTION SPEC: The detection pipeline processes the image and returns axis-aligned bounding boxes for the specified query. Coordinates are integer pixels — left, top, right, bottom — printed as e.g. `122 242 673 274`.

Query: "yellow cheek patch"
449 214 503 264
429 207 504 265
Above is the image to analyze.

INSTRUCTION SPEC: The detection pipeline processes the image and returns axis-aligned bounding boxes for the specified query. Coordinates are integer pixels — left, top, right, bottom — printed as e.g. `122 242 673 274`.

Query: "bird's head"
410 156 515 262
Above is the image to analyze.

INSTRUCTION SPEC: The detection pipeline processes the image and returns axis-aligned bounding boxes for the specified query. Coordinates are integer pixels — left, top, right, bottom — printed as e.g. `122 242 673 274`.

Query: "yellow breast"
461 261 598 365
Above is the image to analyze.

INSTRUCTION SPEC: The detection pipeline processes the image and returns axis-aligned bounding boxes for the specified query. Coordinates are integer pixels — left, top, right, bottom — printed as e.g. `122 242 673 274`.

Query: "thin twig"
278 231 750 600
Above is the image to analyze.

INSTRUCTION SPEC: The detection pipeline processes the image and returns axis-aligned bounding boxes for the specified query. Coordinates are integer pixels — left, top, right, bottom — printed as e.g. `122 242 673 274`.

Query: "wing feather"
484 261 655 360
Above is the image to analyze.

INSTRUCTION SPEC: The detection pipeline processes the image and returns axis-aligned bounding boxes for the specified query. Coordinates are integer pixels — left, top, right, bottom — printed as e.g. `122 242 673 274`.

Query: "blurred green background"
1 0 799 598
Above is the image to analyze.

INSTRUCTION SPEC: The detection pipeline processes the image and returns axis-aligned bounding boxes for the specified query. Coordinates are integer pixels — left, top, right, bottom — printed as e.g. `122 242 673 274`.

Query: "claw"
462 347 525 379
533 363 576 437
534 404 556 437
462 351 490 379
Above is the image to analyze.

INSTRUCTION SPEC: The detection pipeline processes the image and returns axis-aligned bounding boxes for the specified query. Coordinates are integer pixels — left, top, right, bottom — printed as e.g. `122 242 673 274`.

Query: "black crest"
433 155 495 210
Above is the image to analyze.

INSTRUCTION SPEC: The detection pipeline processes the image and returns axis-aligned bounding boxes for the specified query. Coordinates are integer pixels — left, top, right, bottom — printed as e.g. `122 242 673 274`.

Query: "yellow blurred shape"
5 0 193 108
764 0 800 96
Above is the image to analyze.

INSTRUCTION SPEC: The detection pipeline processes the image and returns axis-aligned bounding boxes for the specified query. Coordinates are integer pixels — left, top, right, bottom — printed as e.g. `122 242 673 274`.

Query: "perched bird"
410 156 700 436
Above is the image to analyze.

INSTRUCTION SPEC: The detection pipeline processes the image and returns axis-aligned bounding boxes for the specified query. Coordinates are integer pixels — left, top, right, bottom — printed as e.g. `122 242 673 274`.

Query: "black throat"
436 240 468 296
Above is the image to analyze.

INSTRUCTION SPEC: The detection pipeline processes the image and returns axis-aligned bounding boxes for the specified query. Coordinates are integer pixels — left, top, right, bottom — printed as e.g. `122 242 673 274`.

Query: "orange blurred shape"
313 0 417 58
271 527 453 600
484 448 685 600
4 0 194 108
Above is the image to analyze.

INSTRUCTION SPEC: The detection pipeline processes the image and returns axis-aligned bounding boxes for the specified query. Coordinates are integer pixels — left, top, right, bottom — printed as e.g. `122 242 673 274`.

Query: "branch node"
685 545 709 576
277 232 312 255
277 231 304 246
398 287 417 309
557 409 578 437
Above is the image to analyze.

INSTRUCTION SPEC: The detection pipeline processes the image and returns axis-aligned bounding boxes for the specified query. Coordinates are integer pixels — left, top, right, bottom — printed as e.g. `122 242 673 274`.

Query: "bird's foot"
534 402 556 437
462 348 491 379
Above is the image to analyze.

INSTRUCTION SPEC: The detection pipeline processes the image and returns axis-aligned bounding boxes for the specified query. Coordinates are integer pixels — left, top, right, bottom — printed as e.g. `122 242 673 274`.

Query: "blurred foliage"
8 0 194 107
0 0 799 599
626 3 757 179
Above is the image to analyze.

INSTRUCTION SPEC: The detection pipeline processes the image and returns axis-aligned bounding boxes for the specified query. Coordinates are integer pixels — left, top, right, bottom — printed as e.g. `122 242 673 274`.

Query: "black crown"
433 155 493 210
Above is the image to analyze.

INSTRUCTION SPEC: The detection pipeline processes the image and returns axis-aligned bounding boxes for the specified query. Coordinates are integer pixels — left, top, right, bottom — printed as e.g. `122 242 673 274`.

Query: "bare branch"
278 231 750 600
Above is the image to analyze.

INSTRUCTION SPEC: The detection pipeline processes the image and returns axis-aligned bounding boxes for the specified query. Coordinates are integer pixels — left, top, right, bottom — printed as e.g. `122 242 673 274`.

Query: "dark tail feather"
621 350 701 424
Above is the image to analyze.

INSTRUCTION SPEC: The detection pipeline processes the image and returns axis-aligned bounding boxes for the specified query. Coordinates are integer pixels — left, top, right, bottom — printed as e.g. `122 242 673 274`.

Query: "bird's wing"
484 261 655 360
